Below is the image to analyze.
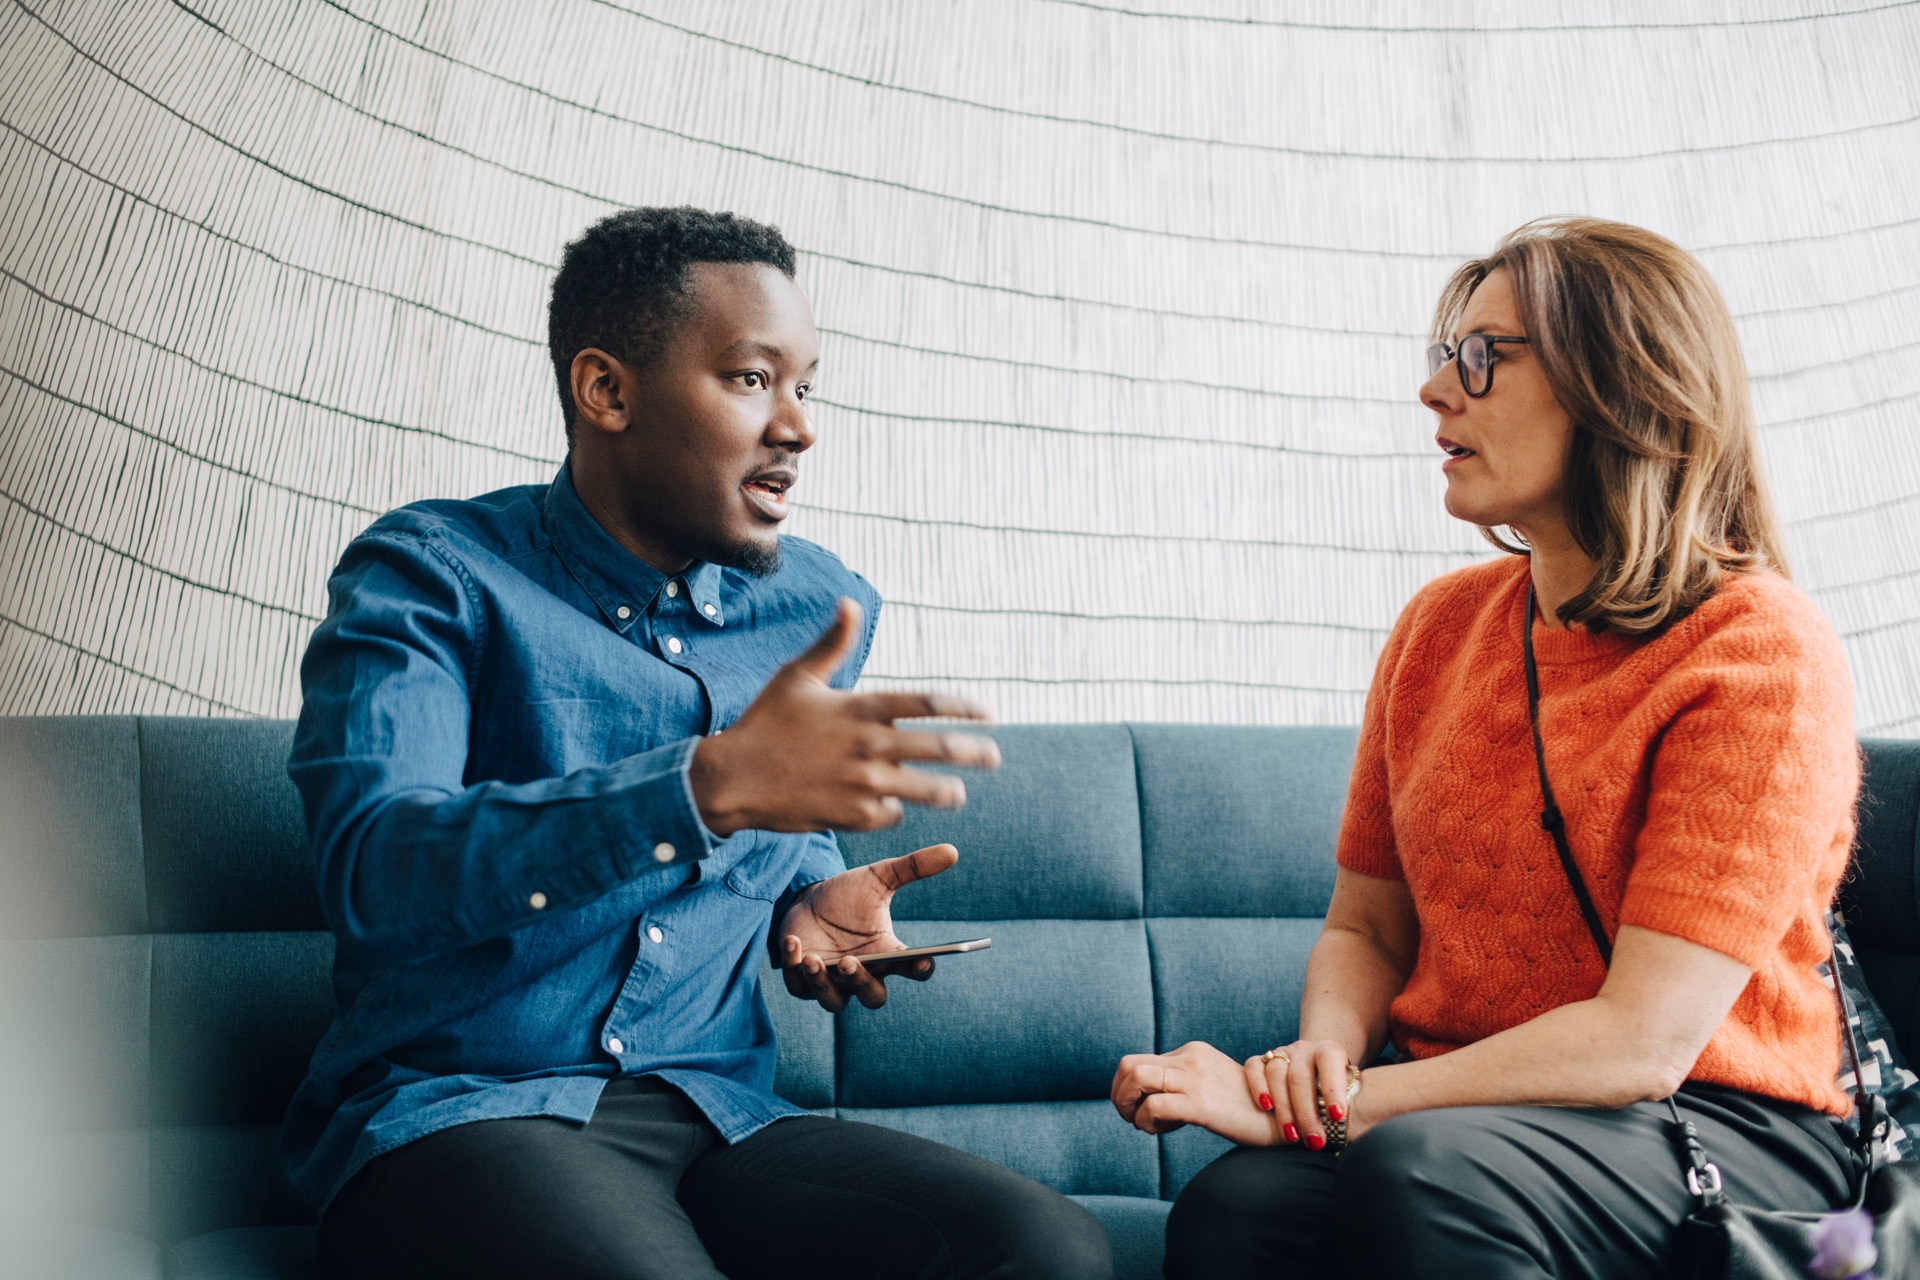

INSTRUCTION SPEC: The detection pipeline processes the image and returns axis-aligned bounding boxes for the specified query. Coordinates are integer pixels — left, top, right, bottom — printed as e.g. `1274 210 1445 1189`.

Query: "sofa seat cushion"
0 1224 160 1279
1070 1195 1169 1280
165 1227 314 1279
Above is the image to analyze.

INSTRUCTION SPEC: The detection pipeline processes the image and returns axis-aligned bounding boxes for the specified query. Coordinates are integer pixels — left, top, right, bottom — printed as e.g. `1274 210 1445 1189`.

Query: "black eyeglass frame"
1426 334 1530 399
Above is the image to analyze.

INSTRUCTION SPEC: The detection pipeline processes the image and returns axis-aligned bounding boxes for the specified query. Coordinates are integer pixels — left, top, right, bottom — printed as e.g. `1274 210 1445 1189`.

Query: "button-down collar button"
665 581 680 598
666 637 683 654
653 842 676 863
615 606 630 620
703 603 717 616
607 1037 624 1055
647 925 665 944
528 892 548 910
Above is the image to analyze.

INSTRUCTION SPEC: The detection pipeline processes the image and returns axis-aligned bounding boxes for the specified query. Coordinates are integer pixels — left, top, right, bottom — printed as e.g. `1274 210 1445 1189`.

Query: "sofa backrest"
0 716 325 1246
2 716 1916 1245
814 724 1358 1202
1847 741 1920 1057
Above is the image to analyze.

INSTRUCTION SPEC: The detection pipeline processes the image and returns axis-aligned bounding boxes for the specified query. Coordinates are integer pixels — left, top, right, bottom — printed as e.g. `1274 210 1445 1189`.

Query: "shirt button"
665 581 679 598
615 606 630 620
607 1037 624 1055
666 637 683 654
647 925 665 944
703 604 717 617
653 842 676 863
528 892 548 910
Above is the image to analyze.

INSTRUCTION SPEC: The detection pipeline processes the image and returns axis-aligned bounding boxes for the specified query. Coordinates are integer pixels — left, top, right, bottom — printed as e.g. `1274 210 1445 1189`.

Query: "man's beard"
701 531 781 578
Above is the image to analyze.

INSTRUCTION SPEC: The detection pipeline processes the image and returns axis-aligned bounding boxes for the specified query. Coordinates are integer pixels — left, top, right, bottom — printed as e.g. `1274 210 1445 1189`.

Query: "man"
283 207 1111 1279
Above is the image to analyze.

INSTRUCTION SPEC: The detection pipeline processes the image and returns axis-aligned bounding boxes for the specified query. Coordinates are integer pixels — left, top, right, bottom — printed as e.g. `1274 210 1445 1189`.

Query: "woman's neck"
1521 521 1599 630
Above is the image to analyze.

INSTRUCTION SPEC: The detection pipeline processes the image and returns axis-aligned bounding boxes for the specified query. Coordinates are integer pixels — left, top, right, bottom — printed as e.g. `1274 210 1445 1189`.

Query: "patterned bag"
1824 910 1920 1164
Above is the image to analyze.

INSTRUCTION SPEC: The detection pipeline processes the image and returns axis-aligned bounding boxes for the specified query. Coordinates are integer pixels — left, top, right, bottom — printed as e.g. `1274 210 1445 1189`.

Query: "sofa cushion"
1160 1124 1235 1200
841 1099 1158 1198
0 935 152 1133
0 716 145 938
837 725 1143 920
836 918 1154 1108
764 972 837 1109
164 1226 314 1279
0 1223 161 1279
1134 724 1354 918
139 718 317 934
1070 1195 1170 1280
1148 917 1319 1056
150 1125 314 1248
150 932 335 1127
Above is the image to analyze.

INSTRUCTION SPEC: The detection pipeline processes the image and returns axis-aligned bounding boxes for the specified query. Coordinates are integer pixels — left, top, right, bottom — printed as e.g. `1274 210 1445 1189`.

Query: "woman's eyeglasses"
1426 334 1530 398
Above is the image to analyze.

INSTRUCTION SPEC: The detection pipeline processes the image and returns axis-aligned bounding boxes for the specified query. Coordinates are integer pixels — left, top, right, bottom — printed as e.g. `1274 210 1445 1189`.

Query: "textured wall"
1 0 1916 730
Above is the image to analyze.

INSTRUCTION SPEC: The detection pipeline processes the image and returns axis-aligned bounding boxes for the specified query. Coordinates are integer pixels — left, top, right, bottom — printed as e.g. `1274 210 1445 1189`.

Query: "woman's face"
1420 268 1577 541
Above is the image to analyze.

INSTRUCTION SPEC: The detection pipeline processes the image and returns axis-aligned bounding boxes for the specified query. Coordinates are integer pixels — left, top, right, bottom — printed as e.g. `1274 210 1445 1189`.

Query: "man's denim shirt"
279 464 880 1212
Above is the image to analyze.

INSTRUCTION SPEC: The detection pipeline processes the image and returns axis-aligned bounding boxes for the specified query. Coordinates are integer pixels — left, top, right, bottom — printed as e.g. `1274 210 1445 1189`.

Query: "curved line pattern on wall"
1 0 1916 731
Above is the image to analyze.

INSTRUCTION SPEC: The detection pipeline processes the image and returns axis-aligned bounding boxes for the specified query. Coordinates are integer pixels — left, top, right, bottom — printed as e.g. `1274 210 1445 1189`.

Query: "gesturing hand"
690 599 999 836
779 844 958 1011
1111 1041 1285 1146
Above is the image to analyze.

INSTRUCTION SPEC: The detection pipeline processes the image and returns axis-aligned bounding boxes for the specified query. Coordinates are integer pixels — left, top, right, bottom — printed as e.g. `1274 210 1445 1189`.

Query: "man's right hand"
688 598 999 835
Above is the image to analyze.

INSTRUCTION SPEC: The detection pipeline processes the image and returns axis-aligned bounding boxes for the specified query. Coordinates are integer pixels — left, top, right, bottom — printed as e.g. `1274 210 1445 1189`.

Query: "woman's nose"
1420 370 1461 414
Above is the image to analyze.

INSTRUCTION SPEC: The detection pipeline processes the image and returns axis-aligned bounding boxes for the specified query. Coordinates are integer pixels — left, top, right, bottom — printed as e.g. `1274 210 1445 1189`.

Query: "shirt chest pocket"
710 834 802 903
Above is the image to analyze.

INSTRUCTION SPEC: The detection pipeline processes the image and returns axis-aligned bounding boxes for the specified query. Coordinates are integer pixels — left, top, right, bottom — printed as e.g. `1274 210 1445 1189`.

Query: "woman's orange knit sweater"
1338 555 1859 1116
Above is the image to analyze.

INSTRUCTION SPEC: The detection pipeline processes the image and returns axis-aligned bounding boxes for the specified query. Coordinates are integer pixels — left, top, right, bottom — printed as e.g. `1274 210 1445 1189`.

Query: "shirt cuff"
597 737 717 879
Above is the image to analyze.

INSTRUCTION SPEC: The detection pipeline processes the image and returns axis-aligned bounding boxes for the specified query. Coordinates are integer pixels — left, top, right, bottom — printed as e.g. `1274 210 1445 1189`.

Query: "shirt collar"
543 464 729 633
683 562 727 628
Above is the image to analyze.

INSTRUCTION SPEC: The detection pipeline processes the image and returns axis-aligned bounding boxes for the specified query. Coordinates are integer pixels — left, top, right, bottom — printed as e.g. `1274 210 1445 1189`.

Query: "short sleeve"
1617 590 1859 968
1336 598 1420 881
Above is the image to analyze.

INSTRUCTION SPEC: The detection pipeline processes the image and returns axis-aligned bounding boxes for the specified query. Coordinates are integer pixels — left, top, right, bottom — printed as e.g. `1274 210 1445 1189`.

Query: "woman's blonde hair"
1432 217 1788 635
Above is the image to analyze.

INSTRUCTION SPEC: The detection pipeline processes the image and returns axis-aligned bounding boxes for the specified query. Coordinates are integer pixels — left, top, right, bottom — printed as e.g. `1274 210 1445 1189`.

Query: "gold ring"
1261 1047 1291 1065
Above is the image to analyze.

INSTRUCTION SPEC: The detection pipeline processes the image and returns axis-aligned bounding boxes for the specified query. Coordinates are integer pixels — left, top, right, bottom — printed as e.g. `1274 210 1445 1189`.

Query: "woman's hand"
1242 1040 1365 1150
1111 1041 1287 1146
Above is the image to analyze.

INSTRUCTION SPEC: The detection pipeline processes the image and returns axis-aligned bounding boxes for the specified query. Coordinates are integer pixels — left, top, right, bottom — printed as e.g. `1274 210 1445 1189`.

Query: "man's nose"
768 392 817 451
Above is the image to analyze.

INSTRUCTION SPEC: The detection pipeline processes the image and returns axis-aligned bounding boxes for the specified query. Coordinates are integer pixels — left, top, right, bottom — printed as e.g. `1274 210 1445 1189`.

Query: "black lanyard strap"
1522 584 1614 968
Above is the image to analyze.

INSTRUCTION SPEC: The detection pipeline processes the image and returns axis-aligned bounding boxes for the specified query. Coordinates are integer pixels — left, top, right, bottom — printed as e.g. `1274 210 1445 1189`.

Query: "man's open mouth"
742 470 794 519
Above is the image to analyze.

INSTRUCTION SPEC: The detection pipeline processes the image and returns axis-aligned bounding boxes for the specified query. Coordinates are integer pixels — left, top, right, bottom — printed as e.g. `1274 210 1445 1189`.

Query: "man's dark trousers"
319 1078 1113 1279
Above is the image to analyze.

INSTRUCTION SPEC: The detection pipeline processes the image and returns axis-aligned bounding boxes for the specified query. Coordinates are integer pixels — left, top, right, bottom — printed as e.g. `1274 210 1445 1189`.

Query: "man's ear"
569 348 632 437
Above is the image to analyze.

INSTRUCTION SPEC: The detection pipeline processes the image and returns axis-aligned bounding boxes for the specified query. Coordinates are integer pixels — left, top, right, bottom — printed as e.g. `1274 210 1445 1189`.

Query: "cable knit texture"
1338 555 1859 1116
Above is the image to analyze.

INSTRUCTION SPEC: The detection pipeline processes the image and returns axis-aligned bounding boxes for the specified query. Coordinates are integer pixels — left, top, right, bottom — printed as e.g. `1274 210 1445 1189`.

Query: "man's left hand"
778 844 957 1011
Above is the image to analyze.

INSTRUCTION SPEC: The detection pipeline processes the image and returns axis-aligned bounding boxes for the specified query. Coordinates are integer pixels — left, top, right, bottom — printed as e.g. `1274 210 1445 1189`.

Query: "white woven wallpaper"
1 0 1916 730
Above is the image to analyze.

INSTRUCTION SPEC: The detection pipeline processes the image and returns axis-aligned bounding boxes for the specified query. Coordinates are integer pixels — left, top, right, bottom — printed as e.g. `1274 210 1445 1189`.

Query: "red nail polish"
1258 1093 1273 1111
1282 1122 1298 1143
1305 1134 1326 1151
1328 1103 1345 1121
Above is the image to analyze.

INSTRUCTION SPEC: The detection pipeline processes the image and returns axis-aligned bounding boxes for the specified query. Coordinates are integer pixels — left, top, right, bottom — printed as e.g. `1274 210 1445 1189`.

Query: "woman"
1110 218 1862 1279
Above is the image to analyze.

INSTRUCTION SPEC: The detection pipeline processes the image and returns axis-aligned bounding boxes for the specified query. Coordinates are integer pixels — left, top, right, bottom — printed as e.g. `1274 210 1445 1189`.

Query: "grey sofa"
2 717 1916 1279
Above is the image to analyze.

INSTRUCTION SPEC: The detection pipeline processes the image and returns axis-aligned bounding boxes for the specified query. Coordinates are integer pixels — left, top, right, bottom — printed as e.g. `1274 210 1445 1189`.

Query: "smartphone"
834 938 992 965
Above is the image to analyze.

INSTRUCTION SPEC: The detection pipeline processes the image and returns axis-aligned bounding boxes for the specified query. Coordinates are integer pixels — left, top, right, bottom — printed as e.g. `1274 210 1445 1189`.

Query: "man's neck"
571 461 693 577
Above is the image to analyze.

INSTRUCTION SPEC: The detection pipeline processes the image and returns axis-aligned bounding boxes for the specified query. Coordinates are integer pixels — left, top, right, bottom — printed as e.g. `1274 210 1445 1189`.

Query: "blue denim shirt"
279 464 880 1212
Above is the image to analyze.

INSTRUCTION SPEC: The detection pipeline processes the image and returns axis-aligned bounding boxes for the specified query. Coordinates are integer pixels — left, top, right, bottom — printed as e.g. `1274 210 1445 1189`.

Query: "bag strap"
1519 585 1879 1207
1521 585 1612 969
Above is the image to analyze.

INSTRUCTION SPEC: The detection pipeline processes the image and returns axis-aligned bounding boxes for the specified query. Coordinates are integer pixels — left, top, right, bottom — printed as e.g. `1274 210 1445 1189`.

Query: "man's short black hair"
547 207 797 437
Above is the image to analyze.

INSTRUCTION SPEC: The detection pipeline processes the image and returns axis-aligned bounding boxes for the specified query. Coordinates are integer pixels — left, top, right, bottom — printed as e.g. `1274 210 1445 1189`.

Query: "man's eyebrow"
720 340 817 369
